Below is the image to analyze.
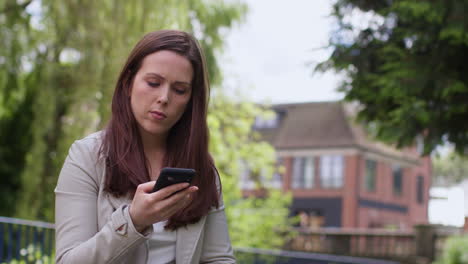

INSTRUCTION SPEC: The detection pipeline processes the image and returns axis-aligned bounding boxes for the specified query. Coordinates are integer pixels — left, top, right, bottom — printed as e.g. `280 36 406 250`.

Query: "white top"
147 221 177 264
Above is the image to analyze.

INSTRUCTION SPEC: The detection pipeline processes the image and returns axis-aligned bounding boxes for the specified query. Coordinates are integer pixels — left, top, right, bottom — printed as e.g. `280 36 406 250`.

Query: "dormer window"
416 135 424 155
254 114 278 129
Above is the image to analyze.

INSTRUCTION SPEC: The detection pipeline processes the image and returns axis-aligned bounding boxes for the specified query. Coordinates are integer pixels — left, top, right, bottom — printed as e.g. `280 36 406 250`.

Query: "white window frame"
320 155 344 188
292 156 315 189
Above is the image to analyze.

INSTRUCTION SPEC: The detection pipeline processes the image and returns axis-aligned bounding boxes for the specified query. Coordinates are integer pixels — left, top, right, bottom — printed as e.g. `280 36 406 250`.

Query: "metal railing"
0 217 55 264
234 247 400 264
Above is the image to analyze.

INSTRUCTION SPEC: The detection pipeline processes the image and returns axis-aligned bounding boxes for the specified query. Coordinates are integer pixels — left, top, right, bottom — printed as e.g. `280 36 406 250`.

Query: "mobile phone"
151 167 196 193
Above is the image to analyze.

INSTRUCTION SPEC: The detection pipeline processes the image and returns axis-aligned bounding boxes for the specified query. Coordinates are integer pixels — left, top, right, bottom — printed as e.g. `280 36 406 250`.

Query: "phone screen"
151 167 195 193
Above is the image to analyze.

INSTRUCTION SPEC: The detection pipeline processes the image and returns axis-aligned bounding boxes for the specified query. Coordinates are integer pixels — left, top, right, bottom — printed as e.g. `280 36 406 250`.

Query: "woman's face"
130 50 193 139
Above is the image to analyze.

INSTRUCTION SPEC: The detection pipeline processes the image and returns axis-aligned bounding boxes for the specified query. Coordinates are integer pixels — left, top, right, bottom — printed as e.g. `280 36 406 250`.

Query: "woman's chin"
140 125 170 138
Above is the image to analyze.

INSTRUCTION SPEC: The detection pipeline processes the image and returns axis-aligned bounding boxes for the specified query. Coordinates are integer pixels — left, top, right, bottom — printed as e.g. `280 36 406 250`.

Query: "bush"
0 244 54 264
434 235 468 264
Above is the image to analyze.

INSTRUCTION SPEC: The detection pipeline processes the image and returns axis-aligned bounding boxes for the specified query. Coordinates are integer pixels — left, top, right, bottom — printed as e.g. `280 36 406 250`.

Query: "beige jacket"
54 132 235 264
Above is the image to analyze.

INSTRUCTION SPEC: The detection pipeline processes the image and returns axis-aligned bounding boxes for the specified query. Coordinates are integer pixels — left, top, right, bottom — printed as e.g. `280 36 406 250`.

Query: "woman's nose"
157 85 169 104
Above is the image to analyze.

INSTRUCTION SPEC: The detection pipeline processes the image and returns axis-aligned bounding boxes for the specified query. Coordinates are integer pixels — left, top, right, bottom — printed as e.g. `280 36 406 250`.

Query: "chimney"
464 216 468 233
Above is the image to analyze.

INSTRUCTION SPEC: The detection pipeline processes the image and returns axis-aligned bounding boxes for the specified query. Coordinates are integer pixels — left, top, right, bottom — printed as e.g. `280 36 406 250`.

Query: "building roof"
256 101 420 164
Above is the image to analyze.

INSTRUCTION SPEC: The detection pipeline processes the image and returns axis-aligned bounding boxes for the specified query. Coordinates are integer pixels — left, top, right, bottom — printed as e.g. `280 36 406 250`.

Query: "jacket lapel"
176 216 207 264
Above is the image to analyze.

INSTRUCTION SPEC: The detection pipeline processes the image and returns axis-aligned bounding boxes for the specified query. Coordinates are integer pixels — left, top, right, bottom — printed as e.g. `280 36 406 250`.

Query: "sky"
429 186 465 227
221 0 344 104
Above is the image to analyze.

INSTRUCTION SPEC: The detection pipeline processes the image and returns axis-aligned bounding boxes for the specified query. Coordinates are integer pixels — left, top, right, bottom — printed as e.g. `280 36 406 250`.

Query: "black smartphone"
151 167 196 193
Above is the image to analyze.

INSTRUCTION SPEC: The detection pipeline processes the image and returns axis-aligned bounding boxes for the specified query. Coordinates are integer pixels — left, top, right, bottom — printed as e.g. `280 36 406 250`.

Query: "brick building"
243 101 431 230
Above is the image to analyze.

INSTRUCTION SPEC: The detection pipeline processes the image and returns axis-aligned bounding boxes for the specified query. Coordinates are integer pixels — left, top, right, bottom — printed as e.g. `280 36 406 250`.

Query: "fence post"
330 234 351 255
414 224 435 262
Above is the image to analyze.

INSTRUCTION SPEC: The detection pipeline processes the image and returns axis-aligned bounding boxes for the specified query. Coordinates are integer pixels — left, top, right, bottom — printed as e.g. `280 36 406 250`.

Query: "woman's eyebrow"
144 72 165 80
144 72 190 86
174 81 191 87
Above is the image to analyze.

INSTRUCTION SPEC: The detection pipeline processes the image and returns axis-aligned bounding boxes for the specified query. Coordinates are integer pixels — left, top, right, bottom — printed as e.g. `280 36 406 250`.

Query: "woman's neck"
139 129 167 180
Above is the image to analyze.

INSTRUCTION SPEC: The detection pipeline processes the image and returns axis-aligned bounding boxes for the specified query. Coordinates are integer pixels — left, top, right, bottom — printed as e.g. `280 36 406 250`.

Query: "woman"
54 30 235 264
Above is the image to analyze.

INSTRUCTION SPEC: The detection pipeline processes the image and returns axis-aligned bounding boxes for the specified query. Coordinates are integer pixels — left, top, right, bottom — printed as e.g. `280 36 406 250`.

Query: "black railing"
0 216 55 264
234 247 401 264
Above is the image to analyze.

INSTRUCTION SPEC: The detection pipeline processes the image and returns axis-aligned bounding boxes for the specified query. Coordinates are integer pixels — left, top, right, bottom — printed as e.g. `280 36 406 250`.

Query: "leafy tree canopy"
317 0 468 155
433 151 468 186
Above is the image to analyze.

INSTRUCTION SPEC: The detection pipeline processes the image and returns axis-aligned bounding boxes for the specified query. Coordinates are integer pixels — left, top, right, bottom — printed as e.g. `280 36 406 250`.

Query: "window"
292 157 315 189
417 175 424 204
416 135 425 155
240 161 255 190
260 158 283 189
364 159 377 191
320 155 344 188
392 165 403 196
254 114 278 129
269 158 283 189
240 159 283 190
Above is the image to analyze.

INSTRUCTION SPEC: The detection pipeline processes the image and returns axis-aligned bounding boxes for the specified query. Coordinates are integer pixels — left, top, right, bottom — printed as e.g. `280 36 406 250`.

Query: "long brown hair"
100 30 219 229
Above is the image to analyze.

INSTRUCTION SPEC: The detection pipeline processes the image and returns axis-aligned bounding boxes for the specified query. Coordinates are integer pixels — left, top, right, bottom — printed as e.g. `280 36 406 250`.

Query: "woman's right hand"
129 181 198 232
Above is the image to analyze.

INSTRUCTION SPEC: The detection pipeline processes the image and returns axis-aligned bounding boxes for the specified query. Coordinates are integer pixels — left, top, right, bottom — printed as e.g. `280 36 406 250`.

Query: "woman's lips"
150 110 167 120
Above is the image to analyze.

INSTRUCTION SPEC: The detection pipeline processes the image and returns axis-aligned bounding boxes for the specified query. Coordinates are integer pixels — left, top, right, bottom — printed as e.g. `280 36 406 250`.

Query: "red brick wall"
353 155 410 229
342 155 360 228
356 155 430 229
256 151 431 230
408 156 431 226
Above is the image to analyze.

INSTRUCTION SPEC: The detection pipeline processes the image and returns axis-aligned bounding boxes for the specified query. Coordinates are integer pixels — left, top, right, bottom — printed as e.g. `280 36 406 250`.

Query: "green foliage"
318 0 468 155
433 152 468 186
0 0 38 217
227 190 294 248
209 94 295 248
0 244 55 264
0 0 246 221
433 235 468 264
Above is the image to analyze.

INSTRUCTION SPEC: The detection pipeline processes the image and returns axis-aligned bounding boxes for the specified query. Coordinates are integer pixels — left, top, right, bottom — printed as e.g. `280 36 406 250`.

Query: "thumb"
137 181 156 193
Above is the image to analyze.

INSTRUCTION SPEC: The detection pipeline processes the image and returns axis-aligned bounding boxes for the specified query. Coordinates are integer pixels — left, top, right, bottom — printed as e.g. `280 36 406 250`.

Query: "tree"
208 95 294 249
0 0 39 217
433 151 468 186
434 235 468 264
317 0 468 155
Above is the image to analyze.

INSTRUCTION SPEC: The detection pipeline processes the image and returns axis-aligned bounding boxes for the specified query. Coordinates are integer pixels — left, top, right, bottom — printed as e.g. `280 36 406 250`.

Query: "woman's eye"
174 88 186 95
148 82 160 87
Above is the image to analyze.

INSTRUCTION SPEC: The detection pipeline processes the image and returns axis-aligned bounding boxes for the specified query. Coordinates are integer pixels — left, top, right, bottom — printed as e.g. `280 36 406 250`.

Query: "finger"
153 193 191 221
163 192 195 217
154 187 198 220
161 186 197 207
150 186 198 216
136 181 157 193
153 182 190 200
